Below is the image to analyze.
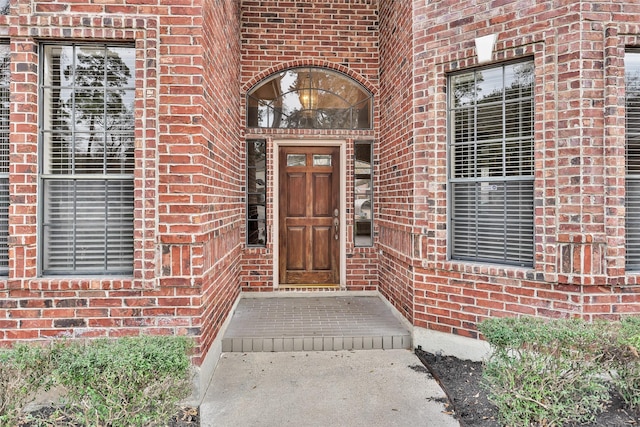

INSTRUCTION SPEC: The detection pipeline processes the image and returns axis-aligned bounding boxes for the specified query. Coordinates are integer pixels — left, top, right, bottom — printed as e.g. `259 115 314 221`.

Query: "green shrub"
0 343 56 427
606 316 640 411
479 317 609 426
52 335 193 427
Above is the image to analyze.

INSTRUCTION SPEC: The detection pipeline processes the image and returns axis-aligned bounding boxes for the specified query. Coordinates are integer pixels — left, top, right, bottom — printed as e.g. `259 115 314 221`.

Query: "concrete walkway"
200 295 460 426
200 349 459 427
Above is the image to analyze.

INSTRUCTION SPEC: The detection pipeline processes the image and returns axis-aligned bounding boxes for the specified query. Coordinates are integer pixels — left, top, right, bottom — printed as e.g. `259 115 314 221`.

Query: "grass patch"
607 316 640 411
0 335 194 427
0 343 57 427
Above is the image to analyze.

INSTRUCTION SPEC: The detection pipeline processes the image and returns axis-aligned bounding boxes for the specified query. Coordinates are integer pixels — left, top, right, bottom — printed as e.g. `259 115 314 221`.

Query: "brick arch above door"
242 60 379 96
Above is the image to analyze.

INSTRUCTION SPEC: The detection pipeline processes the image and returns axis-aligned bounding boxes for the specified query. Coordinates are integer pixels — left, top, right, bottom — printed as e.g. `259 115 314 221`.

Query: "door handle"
333 217 339 240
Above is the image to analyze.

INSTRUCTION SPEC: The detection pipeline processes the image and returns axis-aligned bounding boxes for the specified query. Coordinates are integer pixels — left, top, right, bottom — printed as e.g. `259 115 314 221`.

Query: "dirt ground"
415 349 640 427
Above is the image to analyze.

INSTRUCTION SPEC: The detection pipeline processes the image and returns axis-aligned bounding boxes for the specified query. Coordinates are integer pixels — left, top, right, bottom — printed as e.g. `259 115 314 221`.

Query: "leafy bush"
606 316 640 411
0 343 56 427
479 317 610 426
52 335 194 427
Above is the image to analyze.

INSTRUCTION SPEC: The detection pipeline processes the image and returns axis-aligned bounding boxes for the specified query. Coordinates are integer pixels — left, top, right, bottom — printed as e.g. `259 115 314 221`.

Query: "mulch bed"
415 348 640 427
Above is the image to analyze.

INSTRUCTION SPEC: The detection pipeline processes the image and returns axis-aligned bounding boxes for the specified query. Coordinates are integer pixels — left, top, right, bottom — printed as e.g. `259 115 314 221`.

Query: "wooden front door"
279 146 340 285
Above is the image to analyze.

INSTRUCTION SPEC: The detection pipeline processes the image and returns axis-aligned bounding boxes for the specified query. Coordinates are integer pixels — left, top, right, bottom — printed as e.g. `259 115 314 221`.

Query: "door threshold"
278 284 341 290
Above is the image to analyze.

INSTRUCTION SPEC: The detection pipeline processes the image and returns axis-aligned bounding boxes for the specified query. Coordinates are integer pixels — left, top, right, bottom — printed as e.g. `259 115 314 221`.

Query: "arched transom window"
247 67 372 129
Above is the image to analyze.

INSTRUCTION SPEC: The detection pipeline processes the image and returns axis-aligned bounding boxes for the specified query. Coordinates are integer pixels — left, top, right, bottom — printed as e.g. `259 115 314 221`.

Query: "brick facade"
378 0 415 323
0 0 640 372
0 0 243 367
412 0 640 340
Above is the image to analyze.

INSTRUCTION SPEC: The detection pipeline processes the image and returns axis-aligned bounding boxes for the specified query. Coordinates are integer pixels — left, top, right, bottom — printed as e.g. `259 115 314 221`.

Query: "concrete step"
221 295 412 353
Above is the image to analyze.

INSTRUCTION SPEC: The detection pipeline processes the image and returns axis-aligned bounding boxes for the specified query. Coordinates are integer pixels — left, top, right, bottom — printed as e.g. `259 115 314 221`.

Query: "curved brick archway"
243 60 379 97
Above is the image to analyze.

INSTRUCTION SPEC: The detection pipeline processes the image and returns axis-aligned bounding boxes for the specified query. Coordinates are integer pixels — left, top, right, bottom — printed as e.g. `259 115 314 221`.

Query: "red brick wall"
4 0 640 359
240 0 379 87
412 0 640 340
4 12 164 342
0 0 244 365
191 0 243 364
239 0 381 292
378 0 415 322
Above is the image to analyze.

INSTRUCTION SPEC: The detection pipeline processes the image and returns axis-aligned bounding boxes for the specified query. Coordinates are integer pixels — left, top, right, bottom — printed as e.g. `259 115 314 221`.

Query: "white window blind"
448 61 534 267
40 44 135 275
626 52 640 270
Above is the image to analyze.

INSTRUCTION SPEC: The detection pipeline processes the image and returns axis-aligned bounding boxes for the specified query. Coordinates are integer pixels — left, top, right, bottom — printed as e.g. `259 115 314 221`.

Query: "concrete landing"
221 296 412 352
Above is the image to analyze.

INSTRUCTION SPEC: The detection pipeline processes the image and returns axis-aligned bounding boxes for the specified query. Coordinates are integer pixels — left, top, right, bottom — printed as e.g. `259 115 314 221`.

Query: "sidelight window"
354 141 373 247
247 139 267 246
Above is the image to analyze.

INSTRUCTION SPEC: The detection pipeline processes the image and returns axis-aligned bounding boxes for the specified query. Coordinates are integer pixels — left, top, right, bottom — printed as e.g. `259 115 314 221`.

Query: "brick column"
8 37 38 284
554 11 607 285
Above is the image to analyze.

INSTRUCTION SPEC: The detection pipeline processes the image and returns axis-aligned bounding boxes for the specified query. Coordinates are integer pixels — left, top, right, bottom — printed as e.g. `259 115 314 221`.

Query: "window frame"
38 42 136 276
446 59 535 267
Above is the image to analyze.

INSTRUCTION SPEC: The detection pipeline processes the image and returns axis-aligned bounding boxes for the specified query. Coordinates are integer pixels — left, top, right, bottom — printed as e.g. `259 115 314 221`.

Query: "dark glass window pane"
355 141 373 247
505 98 533 139
287 154 306 167
626 52 640 175
247 140 267 246
476 67 503 103
313 155 332 167
505 62 534 100
452 73 476 107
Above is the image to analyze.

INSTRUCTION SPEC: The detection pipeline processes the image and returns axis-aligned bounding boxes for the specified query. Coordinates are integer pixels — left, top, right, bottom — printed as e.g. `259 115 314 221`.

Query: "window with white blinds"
448 61 534 267
40 44 135 275
0 44 9 275
626 51 640 270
